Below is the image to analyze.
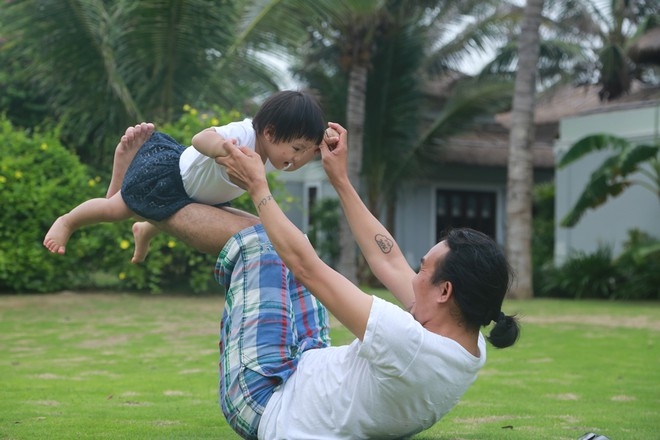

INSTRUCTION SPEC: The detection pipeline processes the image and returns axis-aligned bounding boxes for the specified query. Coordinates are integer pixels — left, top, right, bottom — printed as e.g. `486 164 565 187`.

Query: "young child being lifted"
44 90 329 262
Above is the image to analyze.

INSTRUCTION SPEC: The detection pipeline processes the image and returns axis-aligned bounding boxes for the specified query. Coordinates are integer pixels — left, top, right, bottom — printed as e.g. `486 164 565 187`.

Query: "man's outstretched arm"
320 123 416 311
217 144 373 341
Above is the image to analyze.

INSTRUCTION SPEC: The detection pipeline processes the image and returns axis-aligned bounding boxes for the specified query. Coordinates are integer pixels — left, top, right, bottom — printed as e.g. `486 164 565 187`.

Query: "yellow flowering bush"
0 117 109 292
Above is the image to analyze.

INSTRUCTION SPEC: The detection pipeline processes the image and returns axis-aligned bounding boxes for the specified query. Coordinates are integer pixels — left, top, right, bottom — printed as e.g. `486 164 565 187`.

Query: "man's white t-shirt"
258 296 487 440
179 119 274 205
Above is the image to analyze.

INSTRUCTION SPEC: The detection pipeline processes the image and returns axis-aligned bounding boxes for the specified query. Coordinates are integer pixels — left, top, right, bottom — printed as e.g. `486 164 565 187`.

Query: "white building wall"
395 182 435 269
554 103 660 264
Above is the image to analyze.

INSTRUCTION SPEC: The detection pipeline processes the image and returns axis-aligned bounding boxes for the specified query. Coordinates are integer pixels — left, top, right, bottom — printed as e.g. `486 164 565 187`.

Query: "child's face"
265 136 320 172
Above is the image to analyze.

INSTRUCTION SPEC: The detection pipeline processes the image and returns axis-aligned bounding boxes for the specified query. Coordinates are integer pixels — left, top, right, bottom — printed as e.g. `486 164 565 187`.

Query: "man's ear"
436 281 453 304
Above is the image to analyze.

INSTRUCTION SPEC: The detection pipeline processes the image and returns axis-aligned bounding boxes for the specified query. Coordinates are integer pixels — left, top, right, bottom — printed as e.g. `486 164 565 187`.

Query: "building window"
436 189 496 241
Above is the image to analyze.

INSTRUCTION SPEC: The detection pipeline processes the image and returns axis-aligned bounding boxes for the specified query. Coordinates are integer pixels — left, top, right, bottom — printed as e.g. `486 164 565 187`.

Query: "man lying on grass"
152 122 520 439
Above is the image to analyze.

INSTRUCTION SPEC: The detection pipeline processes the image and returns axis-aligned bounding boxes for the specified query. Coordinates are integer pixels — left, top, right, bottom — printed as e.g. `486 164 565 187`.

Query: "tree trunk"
336 63 368 284
506 0 544 299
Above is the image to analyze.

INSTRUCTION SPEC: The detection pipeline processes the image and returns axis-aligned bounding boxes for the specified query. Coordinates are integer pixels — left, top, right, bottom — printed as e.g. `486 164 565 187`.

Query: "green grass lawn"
1 291 659 439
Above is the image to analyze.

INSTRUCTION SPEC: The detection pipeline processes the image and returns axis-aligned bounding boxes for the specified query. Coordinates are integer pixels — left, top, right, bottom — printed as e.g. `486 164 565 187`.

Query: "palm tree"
295 0 517 282
480 0 657 298
505 0 544 299
0 0 325 169
369 1 517 220
330 0 387 284
556 0 659 100
482 0 659 100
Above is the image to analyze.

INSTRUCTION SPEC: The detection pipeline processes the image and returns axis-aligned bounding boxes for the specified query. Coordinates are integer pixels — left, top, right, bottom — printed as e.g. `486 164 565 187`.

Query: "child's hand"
323 127 340 151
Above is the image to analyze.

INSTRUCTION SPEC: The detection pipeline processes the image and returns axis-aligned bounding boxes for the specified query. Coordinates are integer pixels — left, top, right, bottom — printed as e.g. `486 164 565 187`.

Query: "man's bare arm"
320 123 416 310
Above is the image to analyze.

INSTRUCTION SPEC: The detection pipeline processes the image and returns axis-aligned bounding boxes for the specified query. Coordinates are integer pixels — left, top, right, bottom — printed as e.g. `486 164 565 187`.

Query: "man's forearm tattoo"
375 233 393 254
256 194 274 212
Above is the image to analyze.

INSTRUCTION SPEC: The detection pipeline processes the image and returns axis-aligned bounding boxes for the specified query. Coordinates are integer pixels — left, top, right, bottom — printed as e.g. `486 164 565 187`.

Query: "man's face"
410 241 449 320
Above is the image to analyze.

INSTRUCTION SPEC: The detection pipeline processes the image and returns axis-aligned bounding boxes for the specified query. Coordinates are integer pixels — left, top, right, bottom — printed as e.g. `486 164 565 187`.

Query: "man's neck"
425 319 480 357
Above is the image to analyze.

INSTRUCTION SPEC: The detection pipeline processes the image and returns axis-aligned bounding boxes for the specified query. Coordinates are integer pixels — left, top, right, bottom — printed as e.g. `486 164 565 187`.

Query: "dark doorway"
435 189 496 241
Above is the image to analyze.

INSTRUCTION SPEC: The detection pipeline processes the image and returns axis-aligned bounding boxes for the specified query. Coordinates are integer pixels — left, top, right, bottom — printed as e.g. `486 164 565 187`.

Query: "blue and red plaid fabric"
214 224 331 439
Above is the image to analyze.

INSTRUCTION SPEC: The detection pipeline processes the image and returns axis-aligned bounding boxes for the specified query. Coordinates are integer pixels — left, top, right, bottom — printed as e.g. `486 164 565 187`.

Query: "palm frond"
619 144 659 174
558 134 632 167
548 0 608 40
2 0 288 167
425 4 517 75
637 242 660 258
598 44 632 100
560 140 660 227
417 78 513 147
561 156 631 227
378 77 512 192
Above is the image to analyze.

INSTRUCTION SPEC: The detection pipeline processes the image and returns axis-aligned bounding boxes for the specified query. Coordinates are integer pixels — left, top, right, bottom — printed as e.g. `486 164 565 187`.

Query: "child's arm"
191 127 236 159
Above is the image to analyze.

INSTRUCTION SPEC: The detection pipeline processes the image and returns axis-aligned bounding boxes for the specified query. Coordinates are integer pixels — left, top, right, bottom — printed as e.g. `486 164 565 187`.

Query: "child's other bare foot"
43 216 74 255
131 221 159 263
106 122 155 198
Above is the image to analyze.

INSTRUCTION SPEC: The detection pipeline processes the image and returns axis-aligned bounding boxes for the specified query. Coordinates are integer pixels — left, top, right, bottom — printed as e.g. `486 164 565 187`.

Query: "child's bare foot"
43 215 74 255
106 122 155 198
131 221 159 263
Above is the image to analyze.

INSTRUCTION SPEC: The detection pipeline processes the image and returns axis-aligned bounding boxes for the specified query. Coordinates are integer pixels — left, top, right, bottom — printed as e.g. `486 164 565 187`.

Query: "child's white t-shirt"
258 296 487 440
179 119 274 205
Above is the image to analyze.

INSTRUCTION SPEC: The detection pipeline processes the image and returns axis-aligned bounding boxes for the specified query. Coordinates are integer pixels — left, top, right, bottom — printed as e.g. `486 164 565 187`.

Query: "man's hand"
320 122 349 186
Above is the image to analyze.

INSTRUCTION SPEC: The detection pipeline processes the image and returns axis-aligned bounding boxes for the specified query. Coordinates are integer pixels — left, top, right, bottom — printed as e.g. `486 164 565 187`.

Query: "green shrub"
535 230 660 300
0 117 108 292
531 182 555 294
615 229 660 300
530 182 659 300
536 246 619 299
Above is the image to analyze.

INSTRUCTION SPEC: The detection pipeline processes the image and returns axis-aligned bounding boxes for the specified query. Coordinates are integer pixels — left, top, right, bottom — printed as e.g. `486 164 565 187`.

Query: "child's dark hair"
432 228 520 348
252 90 325 145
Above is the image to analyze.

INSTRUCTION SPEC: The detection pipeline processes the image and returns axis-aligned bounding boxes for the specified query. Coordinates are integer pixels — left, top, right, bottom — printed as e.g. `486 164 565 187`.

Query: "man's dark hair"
433 228 520 348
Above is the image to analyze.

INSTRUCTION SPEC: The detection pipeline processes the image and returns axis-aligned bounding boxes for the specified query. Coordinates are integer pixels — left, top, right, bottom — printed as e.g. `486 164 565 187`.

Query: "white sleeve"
213 119 255 150
357 296 425 378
